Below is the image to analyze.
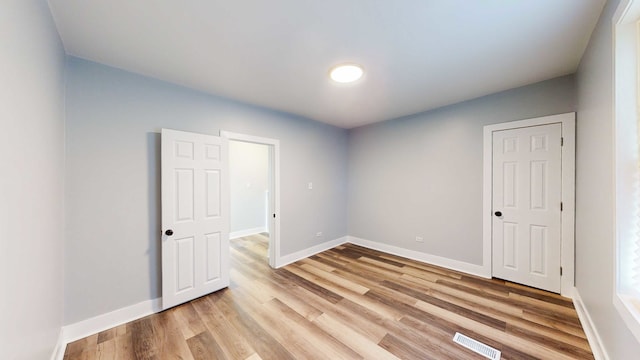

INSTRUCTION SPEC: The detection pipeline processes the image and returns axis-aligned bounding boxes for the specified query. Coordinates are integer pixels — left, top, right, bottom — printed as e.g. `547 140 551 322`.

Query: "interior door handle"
494 211 502 217
165 229 174 236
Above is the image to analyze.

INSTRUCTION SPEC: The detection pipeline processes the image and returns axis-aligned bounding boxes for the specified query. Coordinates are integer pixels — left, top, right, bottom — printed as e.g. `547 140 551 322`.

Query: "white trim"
221 131 281 269
229 227 267 240
277 236 349 268
614 294 640 341
62 298 162 344
50 329 66 360
574 288 610 360
482 112 576 296
612 0 640 344
613 0 637 25
348 236 488 278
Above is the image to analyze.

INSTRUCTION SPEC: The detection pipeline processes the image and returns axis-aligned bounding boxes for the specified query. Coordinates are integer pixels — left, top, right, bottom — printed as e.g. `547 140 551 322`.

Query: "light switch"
308 182 313 190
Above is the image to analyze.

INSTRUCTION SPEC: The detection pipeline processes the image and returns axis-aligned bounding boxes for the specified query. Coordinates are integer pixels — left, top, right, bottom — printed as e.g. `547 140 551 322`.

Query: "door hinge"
560 202 563 211
560 267 563 276
561 137 564 146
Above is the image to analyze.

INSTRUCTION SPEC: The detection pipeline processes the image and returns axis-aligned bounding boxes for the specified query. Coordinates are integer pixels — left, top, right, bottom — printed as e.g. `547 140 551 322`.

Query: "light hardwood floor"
64 234 593 359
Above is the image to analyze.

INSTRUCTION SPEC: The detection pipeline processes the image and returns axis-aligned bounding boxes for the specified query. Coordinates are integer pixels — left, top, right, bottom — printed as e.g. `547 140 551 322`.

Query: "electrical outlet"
316 232 323 237
308 182 313 190
415 236 424 243
316 232 324 241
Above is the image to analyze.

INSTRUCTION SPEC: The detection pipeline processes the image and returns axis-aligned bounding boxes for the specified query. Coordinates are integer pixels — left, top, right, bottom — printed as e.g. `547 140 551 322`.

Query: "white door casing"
492 123 562 293
161 128 230 310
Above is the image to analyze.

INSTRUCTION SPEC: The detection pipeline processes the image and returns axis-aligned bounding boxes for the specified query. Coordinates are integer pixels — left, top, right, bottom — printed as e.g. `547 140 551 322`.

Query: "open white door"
492 123 562 293
161 129 229 310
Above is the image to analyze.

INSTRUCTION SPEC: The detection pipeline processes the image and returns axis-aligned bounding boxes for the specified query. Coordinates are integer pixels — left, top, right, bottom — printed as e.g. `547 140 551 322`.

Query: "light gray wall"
348 75 575 265
64 57 349 324
230 141 269 234
575 0 640 357
0 0 66 359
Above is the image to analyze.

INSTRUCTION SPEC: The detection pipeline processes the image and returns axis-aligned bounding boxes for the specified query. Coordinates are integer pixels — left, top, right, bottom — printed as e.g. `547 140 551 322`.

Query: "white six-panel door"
161 129 230 310
492 123 562 293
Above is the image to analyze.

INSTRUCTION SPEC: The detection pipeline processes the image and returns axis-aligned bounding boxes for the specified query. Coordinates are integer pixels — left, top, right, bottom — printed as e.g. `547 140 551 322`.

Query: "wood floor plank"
230 268 274 303
508 291 578 316
186 330 227 360
381 255 463 280
299 257 337 272
129 317 160 360
285 263 366 299
64 239 593 360
97 328 116 344
312 312 400 360
112 333 135 360
230 255 267 281
172 302 206 340
150 309 195 360
379 280 508 331
329 253 406 282
378 333 433 360
191 296 255 360
429 286 591 351
332 268 420 306
522 310 588 338
437 278 579 324
259 273 324 321
398 273 525 318
263 298 363 359
276 267 344 304
400 307 509 356
65 334 99 357
332 297 396 342
299 262 370 294
95 337 116 360
215 291 296 360
506 324 595 359
415 299 578 360
227 286 328 359
285 264 405 321
311 253 350 268
338 255 405 279
399 315 490 360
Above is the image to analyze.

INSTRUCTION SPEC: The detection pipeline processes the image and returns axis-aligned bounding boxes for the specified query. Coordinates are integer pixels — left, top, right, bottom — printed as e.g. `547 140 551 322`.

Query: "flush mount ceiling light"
329 64 364 83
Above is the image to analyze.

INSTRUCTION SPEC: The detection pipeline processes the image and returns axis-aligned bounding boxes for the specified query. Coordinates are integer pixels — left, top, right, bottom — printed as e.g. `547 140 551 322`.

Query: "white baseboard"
50 328 66 360
573 288 609 360
348 236 489 278
62 298 162 344
230 227 267 239
277 236 349 268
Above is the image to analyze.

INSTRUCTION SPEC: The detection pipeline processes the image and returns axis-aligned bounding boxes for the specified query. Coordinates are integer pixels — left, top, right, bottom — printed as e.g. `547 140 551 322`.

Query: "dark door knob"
165 229 174 236
494 211 502 217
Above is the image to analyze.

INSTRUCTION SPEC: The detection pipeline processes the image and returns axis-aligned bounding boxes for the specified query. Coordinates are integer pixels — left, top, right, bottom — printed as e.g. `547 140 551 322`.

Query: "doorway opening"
222 131 280 268
229 140 270 264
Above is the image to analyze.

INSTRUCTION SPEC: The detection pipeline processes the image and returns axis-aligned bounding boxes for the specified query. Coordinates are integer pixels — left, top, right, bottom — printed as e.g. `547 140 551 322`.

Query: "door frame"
221 130 281 269
482 112 576 297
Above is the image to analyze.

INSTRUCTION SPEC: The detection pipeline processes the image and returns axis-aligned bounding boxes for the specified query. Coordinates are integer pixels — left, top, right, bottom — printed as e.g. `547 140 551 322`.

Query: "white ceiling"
47 0 605 129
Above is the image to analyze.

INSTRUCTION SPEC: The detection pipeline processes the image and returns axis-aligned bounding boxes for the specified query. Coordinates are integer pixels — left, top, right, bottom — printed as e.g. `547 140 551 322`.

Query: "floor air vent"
453 332 501 360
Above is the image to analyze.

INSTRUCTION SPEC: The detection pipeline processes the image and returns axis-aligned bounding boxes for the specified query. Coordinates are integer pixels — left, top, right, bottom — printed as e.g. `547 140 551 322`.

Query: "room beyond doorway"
222 131 281 268
229 141 270 240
